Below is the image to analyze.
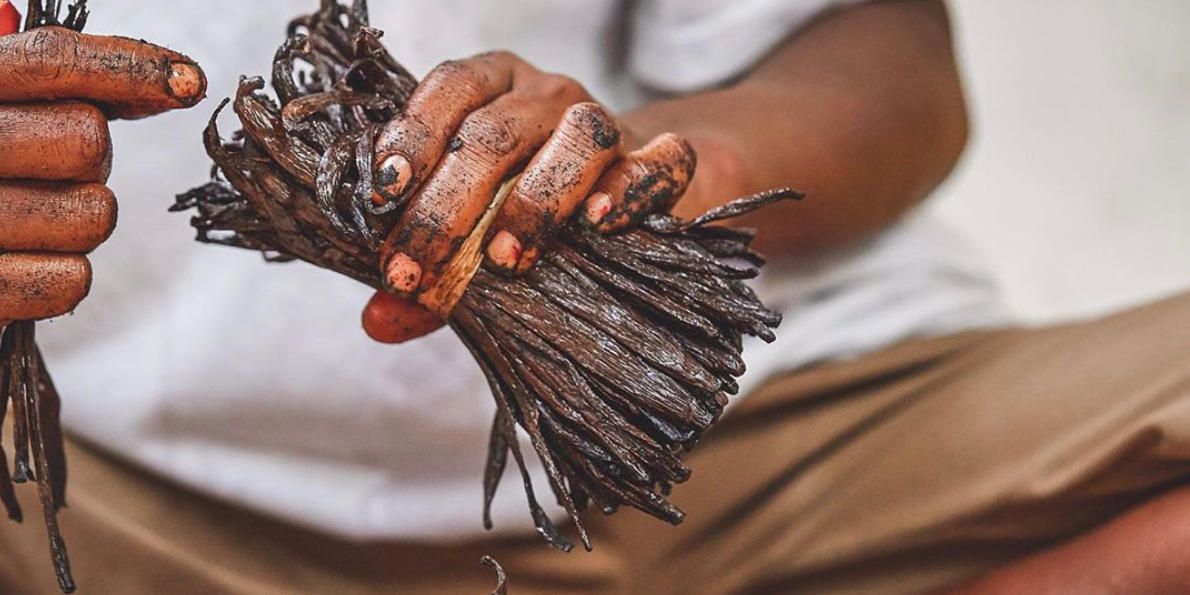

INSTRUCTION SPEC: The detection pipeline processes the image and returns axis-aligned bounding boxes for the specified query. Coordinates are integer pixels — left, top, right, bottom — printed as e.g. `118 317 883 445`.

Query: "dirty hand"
0 0 206 324
362 51 696 343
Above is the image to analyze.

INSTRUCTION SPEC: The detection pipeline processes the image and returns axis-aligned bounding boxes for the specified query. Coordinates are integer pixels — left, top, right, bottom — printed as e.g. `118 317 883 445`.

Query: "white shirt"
40 0 1008 540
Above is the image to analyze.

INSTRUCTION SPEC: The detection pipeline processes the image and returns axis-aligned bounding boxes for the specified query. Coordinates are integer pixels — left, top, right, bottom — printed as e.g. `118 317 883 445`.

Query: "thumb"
362 291 446 344
0 0 19 36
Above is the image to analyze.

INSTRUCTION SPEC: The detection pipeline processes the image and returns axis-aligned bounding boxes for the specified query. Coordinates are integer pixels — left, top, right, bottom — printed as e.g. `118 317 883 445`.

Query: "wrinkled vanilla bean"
174 0 802 553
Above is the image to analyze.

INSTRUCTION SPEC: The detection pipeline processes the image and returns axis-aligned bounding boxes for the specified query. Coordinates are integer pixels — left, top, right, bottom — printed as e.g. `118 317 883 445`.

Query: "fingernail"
486 230 522 270
168 62 207 104
384 253 422 294
376 155 412 199
585 192 613 225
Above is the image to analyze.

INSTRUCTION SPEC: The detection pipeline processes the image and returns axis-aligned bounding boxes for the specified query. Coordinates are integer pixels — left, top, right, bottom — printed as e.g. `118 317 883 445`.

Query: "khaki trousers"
1 292 1189 595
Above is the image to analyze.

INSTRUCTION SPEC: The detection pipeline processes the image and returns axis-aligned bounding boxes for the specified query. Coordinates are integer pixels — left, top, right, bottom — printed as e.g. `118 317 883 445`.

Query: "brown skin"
0 252 91 322
0 181 116 252
0 25 206 119
632 0 972 257
0 14 206 325
0 103 112 181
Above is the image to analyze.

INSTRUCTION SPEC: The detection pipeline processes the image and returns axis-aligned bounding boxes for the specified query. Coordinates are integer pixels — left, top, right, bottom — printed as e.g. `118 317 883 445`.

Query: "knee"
1119 486 1190 590
949 486 1190 595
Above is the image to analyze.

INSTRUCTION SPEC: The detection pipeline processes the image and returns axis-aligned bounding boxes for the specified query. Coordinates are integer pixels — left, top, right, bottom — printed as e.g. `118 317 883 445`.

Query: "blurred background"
930 0 1190 321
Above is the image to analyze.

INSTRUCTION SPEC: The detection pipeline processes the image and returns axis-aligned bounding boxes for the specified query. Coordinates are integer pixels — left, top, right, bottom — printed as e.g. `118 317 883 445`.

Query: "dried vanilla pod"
0 3 90 593
481 556 508 595
174 0 803 553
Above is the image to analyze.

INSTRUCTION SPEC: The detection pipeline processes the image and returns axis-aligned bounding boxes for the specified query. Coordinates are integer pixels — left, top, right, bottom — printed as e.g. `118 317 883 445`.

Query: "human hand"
362 51 696 343
0 1 206 324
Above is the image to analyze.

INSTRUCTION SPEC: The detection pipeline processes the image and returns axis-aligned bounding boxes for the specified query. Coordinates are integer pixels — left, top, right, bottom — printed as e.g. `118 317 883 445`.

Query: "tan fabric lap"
603 291 1190 595
0 436 624 594
1 292 1188 594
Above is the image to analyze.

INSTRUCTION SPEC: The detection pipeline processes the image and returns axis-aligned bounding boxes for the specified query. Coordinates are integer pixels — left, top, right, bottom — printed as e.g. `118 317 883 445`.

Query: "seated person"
0 0 1186 592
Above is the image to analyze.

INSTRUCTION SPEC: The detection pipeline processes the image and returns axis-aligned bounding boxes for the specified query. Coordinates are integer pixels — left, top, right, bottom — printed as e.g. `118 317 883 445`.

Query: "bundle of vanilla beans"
0 2 92 593
174 0 799 552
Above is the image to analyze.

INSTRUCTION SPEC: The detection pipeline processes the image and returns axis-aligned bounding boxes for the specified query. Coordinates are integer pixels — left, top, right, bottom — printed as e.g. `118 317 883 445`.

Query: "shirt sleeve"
629 0 866 92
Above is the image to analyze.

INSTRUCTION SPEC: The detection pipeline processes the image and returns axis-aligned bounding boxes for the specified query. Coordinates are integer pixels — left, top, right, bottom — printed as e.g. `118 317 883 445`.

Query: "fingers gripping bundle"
174 0 800 550
0 2 91 593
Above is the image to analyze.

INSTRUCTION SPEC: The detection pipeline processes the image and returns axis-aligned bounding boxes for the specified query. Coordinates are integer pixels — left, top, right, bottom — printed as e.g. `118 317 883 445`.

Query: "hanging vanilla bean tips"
174 0 804 554
481 556 508 595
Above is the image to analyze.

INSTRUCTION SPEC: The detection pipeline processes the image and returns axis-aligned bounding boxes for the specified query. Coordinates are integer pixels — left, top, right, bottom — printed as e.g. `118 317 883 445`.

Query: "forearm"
623 0 969 259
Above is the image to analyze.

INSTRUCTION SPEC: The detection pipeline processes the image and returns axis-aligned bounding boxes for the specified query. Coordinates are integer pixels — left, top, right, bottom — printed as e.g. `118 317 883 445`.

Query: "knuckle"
377 115 430 155
19 28 76 80
519 196 561 238
456 112 521 160
70 103 112 170
508 172 561 216
72 101 108 130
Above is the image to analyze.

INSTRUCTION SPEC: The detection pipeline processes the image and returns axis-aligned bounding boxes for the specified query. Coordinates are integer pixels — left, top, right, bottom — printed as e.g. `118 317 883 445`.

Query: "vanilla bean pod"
0 3 91 593
0 316 75 595
481 556 508 595
174 0 802 553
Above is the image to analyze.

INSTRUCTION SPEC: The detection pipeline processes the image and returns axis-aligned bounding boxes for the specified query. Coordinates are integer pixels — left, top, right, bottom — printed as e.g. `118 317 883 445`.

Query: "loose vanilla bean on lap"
482 556 508 595
174 0 802 552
